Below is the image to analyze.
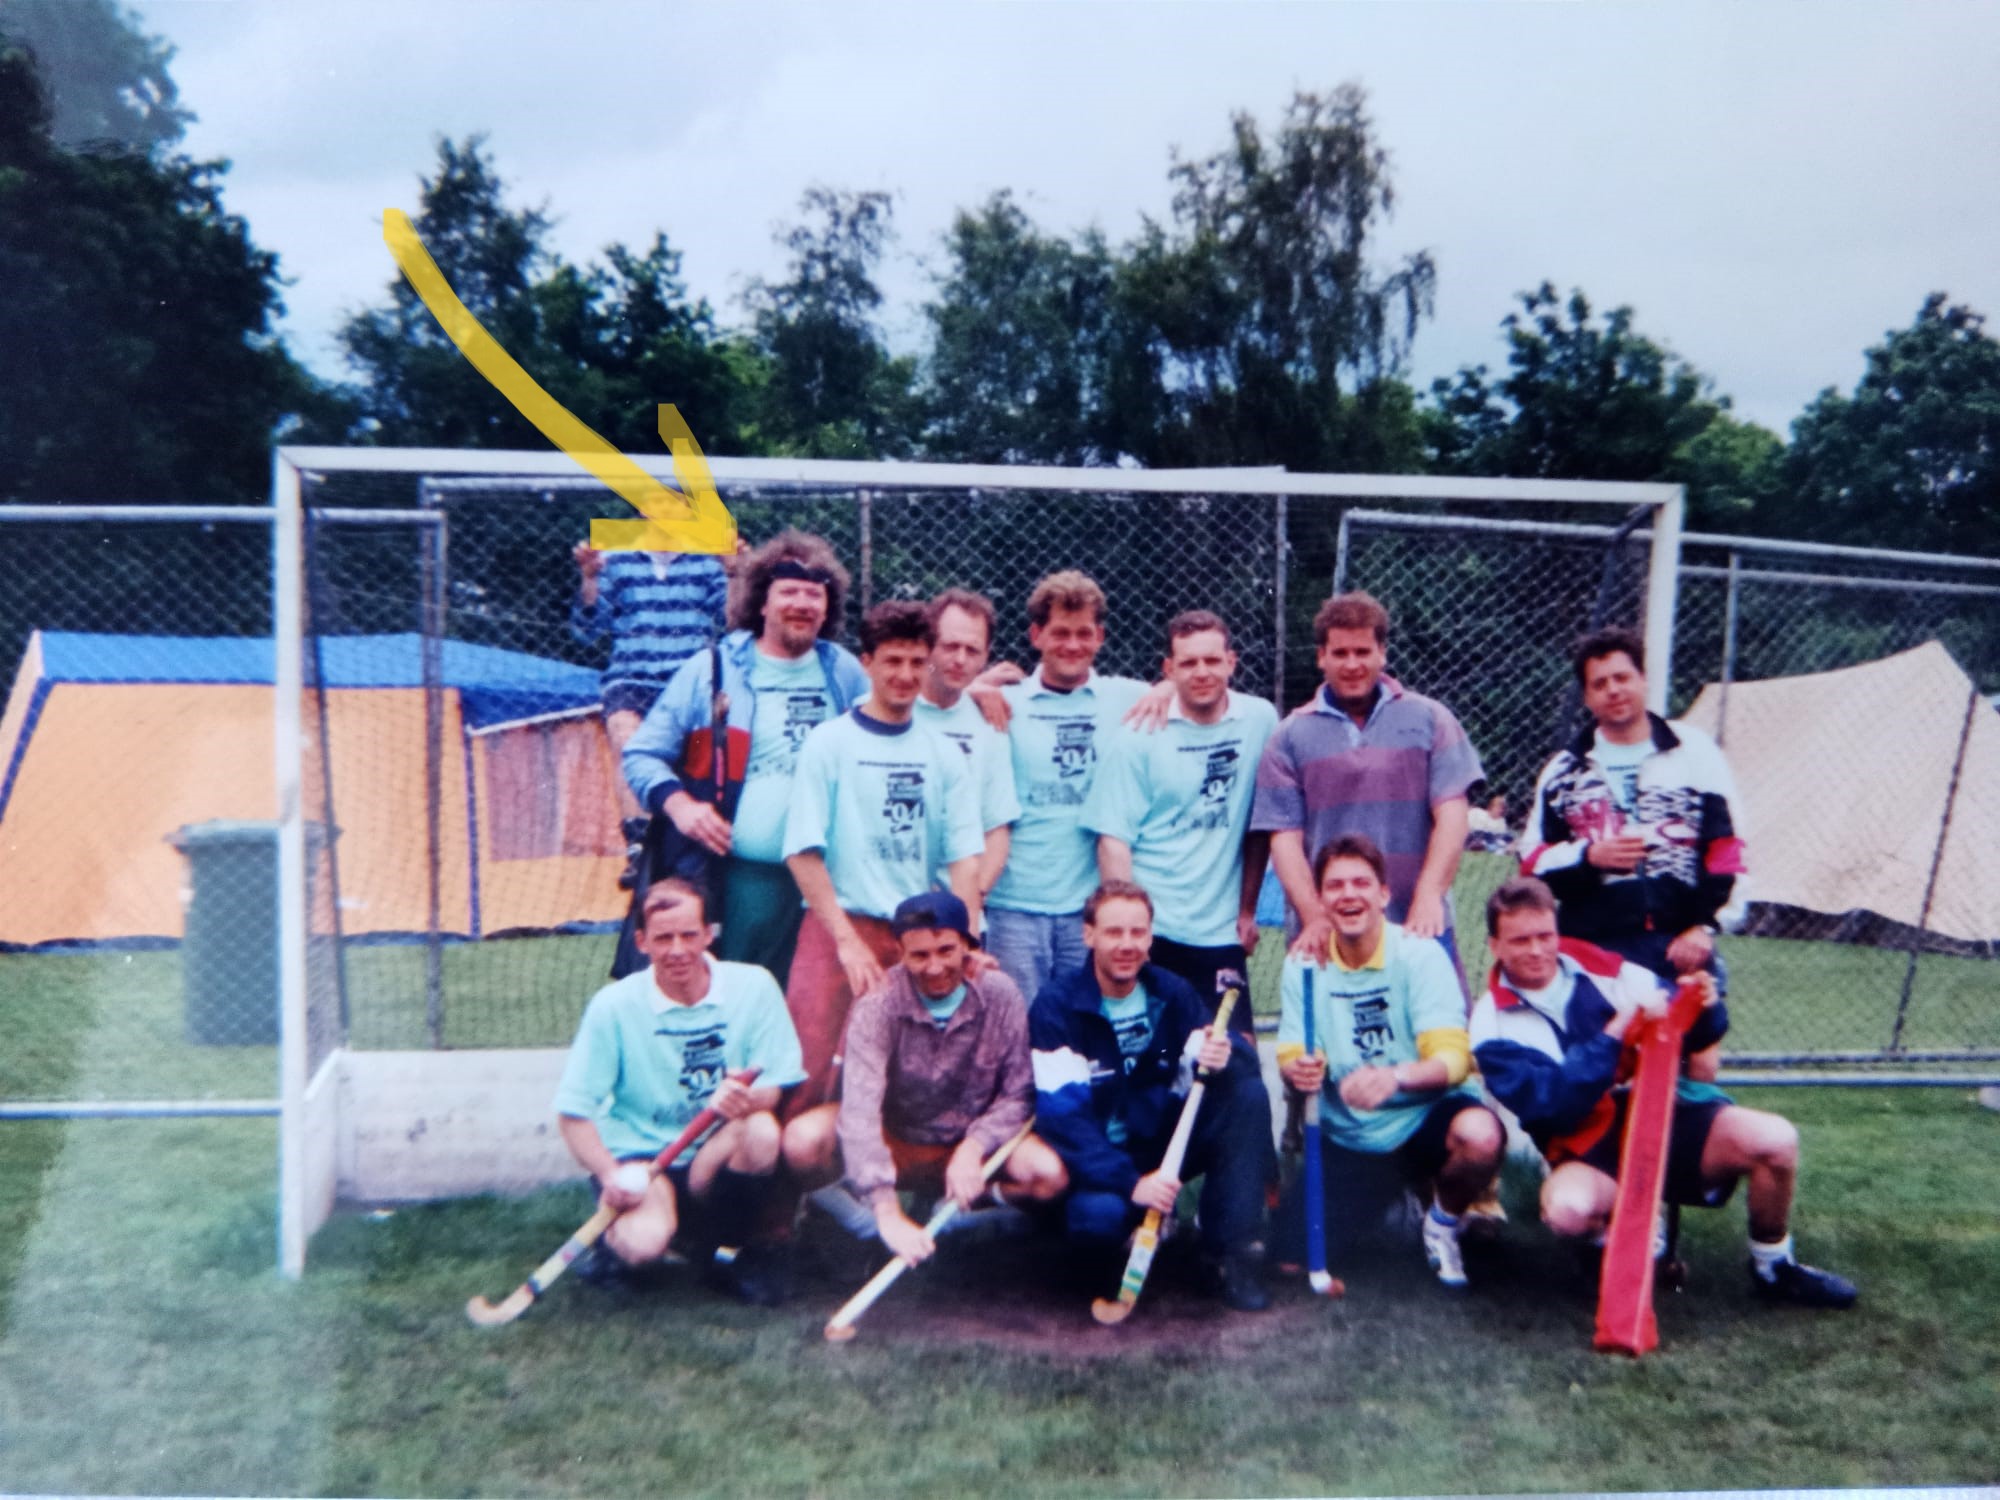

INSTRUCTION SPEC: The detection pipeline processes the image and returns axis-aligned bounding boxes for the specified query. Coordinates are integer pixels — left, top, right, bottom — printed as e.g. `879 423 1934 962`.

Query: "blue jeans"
985 906 1087 1004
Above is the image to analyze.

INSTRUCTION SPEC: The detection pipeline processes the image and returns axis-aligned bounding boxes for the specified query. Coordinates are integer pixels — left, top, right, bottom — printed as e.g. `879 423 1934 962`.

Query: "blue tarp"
33 632 600 731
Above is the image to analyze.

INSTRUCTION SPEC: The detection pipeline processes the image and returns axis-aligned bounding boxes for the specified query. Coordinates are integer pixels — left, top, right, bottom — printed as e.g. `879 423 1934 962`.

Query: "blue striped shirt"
570 551 729 697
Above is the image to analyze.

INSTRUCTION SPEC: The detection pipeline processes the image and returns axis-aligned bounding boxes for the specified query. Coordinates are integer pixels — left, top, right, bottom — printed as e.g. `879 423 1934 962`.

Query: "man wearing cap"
623 530 867 983
783 890 1068 1265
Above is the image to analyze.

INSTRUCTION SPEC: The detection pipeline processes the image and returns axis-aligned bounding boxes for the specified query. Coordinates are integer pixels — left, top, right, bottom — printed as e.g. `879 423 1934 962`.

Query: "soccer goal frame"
269 445 1685 1277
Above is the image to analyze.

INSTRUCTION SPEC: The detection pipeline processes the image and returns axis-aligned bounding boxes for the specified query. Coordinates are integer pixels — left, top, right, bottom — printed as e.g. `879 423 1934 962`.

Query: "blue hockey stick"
1303 965 1334 1295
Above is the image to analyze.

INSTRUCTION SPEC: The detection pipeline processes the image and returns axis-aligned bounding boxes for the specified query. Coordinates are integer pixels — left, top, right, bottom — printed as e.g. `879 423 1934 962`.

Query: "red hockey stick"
467 1066 762 1327
1594 978 1707 1356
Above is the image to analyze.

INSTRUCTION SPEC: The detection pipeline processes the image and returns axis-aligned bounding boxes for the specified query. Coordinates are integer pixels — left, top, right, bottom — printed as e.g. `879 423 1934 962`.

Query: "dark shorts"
1579 1094 1736 1208
1324 1093 1494 1188
1148 935 1254 1037
592 1155 696 1205
602 681 666 718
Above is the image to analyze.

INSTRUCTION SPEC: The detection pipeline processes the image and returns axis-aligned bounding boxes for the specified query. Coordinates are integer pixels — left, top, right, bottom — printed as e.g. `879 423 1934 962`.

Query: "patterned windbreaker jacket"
1468 938 1728 1165
1521 713 1747 945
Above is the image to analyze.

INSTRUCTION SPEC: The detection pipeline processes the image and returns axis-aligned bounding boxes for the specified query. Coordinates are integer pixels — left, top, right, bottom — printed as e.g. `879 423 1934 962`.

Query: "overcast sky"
132 0 2000 438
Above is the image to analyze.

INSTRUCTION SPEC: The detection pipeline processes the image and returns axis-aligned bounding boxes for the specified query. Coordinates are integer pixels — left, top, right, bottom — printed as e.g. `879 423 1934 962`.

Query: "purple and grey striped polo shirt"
1250 676 1483 929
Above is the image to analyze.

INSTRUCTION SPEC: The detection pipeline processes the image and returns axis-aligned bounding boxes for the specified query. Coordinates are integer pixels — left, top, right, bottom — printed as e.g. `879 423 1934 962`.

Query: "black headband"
768 559 835 586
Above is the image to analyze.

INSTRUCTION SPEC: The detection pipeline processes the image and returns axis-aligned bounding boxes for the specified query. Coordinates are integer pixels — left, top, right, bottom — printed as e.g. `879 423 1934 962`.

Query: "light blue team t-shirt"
552 958 806 1165
1277 924 1477 1155
782 710 984 920
988 668 1150 917
1099 982 1153 1143
1082 691 1279 947
731 649 840 864
920 982 969 1031
915 693 1022 838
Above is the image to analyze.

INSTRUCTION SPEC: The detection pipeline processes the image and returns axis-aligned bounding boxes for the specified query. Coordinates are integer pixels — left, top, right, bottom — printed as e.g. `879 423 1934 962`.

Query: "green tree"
0 0 191 155
340 136 752 454
923 191 1115 465
1424 283 1776 528
743 187 917 458
0 43 323 504
1775 294 2000 553
1107 84 1436 471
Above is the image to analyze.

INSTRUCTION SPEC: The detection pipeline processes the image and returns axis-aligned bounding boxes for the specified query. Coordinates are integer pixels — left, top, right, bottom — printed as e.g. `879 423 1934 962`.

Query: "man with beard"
623 530 867 982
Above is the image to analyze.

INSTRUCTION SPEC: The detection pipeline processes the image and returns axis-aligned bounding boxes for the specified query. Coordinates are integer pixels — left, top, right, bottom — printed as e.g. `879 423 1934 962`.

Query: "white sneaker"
1422 1212 1469 1289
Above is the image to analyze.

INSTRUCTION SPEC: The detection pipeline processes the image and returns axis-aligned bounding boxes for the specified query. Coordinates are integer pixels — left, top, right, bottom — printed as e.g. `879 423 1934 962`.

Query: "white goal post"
270 445 1684 1277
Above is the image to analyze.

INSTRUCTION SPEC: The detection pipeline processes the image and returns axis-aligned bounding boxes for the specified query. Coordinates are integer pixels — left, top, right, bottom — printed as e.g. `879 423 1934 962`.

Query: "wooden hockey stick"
1301 966 1337 1296
1091 988 1239 1326
822 1119 1036 1342
466 1066 762 1327
1594 978 1707 1356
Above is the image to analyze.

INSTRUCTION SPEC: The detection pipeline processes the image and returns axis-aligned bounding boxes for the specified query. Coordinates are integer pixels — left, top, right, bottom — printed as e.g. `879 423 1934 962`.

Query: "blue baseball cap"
890 890 973 942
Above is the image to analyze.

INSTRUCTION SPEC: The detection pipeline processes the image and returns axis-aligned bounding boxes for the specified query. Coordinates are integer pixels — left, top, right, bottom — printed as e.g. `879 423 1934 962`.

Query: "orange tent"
0 632 626 947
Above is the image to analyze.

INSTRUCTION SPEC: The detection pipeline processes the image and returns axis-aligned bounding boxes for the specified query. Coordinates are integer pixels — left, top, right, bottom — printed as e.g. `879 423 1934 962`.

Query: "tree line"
3 0 1996 560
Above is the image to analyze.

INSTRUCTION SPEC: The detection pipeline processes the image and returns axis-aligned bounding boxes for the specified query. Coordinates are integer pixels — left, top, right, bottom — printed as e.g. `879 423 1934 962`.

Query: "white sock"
1750 1232 1794 1280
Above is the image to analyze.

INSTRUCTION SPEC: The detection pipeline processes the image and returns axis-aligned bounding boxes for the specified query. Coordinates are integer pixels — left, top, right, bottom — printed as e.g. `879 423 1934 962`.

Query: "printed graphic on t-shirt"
864 760 927 864
1049 718 1097 783
1187 742 1241 831
654 1017 727 1119
1348 989 1393 1063
782 691 830 751
1110 1012 1153 1073
938 728 975 759
883 769 925 834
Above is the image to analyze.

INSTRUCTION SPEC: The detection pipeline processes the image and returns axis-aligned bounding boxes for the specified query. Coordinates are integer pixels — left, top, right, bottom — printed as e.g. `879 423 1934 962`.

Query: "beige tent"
1679 641 1999 943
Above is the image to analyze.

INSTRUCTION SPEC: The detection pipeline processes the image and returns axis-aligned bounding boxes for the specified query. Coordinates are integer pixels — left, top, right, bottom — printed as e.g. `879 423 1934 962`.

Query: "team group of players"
555 529 1857 1315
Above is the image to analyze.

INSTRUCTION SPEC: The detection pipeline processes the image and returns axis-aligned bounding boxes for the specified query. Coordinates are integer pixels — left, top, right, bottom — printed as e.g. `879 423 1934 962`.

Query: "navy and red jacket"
1468 938 1729 1164
1028 961 1260 1200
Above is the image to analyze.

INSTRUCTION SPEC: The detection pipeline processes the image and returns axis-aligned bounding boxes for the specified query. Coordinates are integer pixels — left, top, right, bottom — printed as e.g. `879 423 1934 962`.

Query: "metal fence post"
1273 494 1288 710
1889 680 1981 1053
418 482 447 1049
1716 550 1741 747
858 487 874 613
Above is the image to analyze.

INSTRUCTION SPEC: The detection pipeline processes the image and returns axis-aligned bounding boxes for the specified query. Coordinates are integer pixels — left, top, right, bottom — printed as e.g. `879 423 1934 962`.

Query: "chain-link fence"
0 507 280 1114
1340 510 2000 1073
285 462 1681 1074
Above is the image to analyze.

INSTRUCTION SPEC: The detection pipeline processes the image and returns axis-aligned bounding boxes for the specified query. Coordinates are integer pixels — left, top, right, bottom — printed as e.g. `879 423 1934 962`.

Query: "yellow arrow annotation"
382 208 737 554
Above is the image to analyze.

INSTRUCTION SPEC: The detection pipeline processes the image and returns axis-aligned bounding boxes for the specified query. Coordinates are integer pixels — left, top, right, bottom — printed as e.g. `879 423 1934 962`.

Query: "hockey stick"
822 1119 1036 1342
1091 987 1239 1326
1594 978 1706 1356
1301 966 1336 1296
466 1066 762 1327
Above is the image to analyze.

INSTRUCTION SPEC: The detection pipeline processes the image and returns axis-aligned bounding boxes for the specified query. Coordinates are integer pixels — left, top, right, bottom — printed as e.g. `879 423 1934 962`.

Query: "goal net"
272 448 1684 1274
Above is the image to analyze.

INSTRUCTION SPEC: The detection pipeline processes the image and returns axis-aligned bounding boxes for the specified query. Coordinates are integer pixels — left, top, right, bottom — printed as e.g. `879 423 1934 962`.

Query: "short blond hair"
1026 570 1106 629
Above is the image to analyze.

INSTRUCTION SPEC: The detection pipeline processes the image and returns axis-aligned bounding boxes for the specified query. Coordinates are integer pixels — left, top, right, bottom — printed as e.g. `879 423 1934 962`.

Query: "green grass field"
2 852 1996 1494
0 1089 1996 1496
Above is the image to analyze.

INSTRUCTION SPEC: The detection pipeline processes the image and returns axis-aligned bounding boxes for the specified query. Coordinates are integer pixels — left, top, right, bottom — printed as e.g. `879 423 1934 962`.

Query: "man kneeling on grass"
1031 880 1275 1312
784 891 1068 1264
1275 834 1506 1290
554 878 806 1306
1469 875 1856 1308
